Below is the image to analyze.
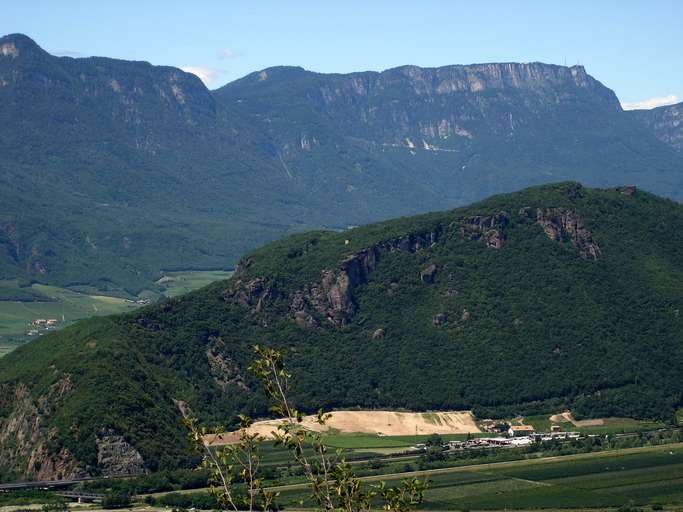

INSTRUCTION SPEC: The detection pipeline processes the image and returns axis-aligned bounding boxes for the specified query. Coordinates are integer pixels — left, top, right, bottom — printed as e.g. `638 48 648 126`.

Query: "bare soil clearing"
205 410 480 445
549 411 605 427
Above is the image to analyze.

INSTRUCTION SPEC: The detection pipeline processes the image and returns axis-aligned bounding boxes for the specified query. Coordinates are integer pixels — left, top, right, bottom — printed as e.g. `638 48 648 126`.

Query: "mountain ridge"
2 33 683 295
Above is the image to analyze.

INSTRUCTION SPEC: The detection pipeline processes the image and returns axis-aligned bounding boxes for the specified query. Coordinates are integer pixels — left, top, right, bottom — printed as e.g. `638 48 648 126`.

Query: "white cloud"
621 94 680 110
217 48 239 60
181 66 222 87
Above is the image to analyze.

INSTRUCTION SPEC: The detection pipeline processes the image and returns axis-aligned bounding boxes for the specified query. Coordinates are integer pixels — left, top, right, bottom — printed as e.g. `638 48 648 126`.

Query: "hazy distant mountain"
629 101 683 151
3 183 682 479
1 33 682 292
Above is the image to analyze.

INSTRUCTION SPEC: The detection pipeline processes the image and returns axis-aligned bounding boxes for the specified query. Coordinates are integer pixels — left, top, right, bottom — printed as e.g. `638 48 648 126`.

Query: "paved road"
0 475 134 491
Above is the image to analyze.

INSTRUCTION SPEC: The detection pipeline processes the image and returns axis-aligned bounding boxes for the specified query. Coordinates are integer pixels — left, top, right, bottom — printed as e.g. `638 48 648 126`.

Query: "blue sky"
3 0 682 109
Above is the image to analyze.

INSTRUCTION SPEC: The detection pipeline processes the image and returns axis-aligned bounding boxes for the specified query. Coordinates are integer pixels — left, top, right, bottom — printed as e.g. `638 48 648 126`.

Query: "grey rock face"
224 276 277 313
459 212 510 249
630 102 683 151
206 336 247 391
533 208 601 259
96 429 146 476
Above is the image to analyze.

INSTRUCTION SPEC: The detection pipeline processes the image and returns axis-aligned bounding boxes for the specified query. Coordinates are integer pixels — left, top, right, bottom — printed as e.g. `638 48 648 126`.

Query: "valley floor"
270 442 683 509
0 270 233 357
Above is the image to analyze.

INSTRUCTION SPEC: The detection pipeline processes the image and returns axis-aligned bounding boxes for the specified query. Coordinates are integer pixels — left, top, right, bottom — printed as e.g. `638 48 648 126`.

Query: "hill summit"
1 182 682 480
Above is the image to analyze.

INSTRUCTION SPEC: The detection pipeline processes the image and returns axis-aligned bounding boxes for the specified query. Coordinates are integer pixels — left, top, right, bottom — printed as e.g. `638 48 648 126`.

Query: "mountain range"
1 33 682 294
1 182 682 480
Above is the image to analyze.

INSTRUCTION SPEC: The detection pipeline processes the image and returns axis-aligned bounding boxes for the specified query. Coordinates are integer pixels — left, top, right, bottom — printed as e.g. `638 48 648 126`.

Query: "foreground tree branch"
186 345 427 511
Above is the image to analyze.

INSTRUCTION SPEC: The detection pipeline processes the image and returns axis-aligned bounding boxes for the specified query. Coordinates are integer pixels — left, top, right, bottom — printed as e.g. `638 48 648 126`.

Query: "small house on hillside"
508 425 535 437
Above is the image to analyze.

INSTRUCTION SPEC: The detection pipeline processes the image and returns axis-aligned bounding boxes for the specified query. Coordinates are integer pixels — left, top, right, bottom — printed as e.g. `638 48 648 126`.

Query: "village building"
508 425 535 437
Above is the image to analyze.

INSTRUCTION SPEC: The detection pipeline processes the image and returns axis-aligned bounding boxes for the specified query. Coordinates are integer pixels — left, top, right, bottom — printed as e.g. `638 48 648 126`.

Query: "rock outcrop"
0 376 86 480
459 213 510 248
420 264 437 284
96 429 147 476
288 214 508 326
289 248 380 326
223 276 277 313
612 185 637 196
521 207 601 259
206 336 247 391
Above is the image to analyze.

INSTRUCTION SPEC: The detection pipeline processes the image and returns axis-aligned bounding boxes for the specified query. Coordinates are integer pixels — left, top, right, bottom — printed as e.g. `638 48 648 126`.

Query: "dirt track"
205 410 480 445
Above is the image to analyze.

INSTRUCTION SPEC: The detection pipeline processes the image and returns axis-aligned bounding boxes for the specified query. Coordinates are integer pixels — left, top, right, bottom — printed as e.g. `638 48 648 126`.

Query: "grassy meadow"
156 270 233 297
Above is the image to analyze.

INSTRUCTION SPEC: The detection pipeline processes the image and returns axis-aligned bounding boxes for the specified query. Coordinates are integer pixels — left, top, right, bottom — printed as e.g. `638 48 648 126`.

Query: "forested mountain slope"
2 33 683 293
1 183 682 480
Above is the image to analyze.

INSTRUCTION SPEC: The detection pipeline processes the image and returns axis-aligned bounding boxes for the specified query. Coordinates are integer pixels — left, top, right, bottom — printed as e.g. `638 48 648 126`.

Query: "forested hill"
2 33 683 293
1 183 683 480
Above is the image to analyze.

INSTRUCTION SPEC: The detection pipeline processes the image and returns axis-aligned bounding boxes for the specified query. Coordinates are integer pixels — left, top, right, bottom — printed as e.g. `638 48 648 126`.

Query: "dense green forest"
1 182 682 480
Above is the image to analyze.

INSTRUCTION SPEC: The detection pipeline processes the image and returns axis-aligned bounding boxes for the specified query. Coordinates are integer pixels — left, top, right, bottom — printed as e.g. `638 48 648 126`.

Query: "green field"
276 444 683 509
577 418 666 435
156 270 233 297
0 283 137 329
0 284 140 356
0 271 234 357
523 415 665 435
420 447 683 509
319 432 482 450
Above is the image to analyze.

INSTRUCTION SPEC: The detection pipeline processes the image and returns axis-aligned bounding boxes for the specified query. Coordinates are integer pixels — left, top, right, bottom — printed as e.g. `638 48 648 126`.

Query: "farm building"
508 425 535 437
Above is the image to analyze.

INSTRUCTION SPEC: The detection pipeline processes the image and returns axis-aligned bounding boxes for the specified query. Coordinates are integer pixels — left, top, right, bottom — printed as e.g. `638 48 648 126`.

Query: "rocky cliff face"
630 102 683 151
226 212 511 327
96 429 147 476
0 376 86 480
0 374 149 480
206 336 248 390
219 62 622 151
520 207 601 259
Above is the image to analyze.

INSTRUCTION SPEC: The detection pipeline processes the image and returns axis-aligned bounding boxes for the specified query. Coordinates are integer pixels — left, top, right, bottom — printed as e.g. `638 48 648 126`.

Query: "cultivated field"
206 410 481 445
276 443 683 509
